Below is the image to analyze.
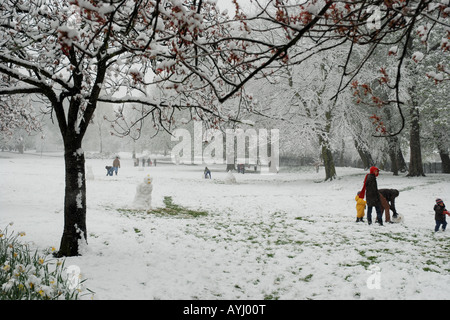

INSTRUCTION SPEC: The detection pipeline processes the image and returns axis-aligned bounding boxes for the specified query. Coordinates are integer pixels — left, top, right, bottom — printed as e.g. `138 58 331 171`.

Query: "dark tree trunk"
388 147 398 176
404 35 425 177
389 136 408 176
319 110 336 181
383 104 407 175
354 139 374 169
434 126 450 174
56 140 87 257
52 50 105 257
388 136 402 175
319 134 336 181
226 163 235 171
407 105 425 177
440 152 450 173
321 143 336 181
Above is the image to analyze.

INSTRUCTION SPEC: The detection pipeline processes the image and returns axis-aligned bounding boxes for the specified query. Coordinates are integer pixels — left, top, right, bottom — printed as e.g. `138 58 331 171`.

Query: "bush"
0 223 89 300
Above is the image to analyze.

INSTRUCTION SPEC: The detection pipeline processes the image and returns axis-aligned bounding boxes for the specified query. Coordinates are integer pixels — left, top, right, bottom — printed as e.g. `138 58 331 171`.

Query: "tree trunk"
388 148 398 175
56 140 87 257
434 126 450 174
354 139 374 169
319 132 336 181
339 140 345 166
321 142 336 181
383 104 407 174
388 136 399 175
396 144 407 172
318 110 336 181
226 163 235 171
439 152 450 174
404 34 425 177
388 122 407 173
407 105 425 177
98 125 103 154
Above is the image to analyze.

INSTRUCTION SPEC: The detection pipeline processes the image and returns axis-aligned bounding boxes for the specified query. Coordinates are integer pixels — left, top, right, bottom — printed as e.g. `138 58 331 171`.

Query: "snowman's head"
144 175 152 185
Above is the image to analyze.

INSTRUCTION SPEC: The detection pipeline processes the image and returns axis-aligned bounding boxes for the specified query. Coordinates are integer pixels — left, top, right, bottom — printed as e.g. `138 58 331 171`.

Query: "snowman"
224 170 237 184
134 174 153 210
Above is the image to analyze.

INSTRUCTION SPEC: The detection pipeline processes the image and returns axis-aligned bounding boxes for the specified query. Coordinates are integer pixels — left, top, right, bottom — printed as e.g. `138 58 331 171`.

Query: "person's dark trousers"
435 220 447 232
367 205 383 225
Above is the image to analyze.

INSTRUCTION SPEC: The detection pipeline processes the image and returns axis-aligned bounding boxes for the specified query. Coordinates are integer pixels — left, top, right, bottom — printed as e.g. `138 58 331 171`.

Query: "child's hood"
355 195 366 204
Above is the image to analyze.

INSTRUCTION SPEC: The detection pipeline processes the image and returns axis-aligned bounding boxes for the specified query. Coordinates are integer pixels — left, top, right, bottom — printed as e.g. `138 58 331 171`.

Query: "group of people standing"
355 166 449 231
355 166 399 225
134 157 156 167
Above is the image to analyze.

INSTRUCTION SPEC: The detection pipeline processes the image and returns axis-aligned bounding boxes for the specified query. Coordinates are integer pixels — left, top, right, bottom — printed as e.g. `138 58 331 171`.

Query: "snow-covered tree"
1 0 448 256
412 27 450 173
245 57 345 180
0 0 242 256
0 94 42 150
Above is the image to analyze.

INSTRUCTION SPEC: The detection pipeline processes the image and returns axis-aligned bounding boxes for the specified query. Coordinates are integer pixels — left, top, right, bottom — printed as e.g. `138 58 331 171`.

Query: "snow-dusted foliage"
1 0 447 134
0 94 42 146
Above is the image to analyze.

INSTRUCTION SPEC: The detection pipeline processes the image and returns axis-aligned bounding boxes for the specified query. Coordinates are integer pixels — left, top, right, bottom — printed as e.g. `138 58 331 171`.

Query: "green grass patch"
117 196 208 218
294 216 315 223
264 293 280 300
152 196 208 217
299 274 313 282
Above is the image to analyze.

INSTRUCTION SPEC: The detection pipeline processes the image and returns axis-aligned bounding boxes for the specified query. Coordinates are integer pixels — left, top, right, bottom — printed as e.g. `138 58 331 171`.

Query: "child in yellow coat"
355 191 366 222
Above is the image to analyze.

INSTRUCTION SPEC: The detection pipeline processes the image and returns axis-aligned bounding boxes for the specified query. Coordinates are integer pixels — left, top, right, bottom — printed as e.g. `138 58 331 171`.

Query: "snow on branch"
0 0 448 138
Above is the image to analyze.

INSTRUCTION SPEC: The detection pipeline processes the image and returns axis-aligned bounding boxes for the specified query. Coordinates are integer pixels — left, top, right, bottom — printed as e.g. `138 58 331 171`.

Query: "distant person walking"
204 167 211 179
113 156 121 175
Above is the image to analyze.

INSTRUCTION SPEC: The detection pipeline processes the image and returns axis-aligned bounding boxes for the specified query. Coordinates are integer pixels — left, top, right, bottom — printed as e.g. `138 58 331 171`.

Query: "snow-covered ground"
1 151 449 300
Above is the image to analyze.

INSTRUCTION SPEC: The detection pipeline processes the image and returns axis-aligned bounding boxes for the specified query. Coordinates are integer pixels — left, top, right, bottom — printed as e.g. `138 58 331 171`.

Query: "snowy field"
1 151 449 300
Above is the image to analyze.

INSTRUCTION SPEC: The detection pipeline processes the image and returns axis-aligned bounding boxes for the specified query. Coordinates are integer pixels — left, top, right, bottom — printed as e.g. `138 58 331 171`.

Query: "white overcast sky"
216 0 254 15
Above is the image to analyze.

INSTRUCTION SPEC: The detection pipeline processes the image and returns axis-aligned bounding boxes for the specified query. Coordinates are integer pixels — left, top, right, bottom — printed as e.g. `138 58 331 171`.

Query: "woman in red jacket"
360 166 383 226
